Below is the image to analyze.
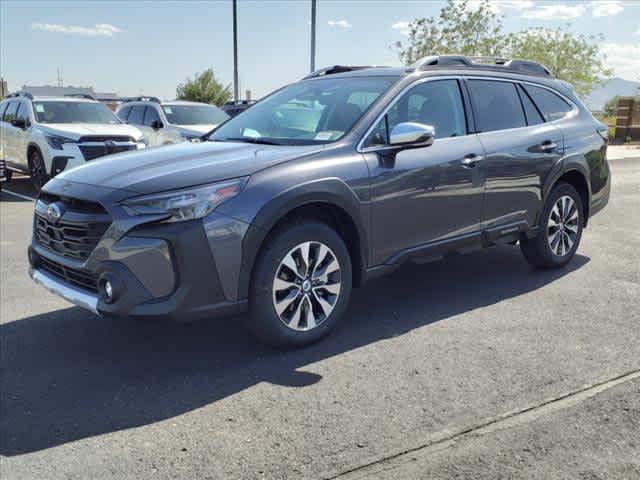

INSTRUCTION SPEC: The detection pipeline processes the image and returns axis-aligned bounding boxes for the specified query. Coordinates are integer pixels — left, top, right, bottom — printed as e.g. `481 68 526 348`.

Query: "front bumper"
29 267 99 314
29 184 251 321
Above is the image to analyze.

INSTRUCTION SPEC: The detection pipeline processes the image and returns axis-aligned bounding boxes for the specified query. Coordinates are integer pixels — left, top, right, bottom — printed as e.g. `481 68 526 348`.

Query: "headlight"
45 135 78 150
122 178 247 223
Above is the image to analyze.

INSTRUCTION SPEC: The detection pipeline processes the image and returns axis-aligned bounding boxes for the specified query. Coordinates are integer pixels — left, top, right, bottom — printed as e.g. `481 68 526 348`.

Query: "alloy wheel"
272 241 342 331
547 195 579 257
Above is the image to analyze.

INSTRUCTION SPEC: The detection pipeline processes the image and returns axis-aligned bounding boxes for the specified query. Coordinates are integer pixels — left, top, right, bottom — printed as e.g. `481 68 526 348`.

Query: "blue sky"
1 0 639 99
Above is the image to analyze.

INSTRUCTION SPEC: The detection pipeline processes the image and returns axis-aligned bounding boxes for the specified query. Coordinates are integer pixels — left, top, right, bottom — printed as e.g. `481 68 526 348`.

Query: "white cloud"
601 43 640 81
523 4 586 20
327 19 352 29
591 1 624 17
32 23 121 36
636 26 640 35
391 21 411 37
463 0 534 14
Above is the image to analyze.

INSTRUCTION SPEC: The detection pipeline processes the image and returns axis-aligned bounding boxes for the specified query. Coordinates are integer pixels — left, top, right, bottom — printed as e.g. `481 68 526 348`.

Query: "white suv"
116 97 229 146
0 92 145 191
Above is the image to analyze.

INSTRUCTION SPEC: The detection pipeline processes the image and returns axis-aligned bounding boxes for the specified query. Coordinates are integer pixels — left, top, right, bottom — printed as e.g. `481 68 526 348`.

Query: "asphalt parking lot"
1 154 639 479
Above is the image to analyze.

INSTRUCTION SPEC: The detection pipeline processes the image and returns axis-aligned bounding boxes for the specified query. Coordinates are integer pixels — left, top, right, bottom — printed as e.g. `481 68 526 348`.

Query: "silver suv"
0 92 145 191
116 97 229 146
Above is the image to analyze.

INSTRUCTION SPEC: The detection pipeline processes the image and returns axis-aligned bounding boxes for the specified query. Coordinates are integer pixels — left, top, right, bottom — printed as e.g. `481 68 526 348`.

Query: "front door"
362 79 485 266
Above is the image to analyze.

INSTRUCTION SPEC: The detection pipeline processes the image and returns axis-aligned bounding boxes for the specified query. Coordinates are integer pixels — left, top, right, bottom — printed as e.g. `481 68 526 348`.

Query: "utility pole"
232 0 239 102
57 68 63 87
310 0 317 73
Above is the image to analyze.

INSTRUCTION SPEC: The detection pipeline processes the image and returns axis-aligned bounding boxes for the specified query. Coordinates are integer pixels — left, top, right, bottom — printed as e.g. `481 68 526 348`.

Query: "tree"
394 0 611 97
176 69 231 106
603 96 620 117
394 0 507 65
507 28 611 98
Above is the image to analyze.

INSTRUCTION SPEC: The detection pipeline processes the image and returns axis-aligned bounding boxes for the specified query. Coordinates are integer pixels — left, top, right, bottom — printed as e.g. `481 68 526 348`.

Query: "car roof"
1 95 97 103
304 66 568 94
162 100 223 108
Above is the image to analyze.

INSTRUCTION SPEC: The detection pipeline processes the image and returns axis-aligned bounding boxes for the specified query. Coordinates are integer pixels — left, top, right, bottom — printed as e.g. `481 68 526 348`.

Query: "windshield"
33 101 121 124
208 76 396 145
162 104 229 125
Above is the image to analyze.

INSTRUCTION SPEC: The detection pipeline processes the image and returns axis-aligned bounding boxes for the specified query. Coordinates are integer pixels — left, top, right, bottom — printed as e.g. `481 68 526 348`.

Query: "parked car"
0 92 145 191
222 100 256 117
28 56 610 347
116 97 229 146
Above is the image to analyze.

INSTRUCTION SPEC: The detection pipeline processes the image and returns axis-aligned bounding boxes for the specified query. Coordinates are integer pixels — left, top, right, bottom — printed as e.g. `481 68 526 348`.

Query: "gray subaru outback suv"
29 56 610 347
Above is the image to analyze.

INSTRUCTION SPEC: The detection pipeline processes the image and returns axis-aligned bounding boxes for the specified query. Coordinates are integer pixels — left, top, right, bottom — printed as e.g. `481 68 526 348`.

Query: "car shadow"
0 246 589 456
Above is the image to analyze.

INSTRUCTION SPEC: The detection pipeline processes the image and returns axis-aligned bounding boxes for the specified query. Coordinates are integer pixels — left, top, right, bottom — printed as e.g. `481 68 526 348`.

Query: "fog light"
98 274 120 304
104 281 114 301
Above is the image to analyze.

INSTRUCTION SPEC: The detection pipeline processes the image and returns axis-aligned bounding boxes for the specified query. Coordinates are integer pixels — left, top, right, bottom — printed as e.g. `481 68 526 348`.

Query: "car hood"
54 140 324 194
36 123 144 140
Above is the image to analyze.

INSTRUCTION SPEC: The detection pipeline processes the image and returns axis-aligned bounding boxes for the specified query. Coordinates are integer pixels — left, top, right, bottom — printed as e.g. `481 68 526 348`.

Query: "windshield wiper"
217 137 282 145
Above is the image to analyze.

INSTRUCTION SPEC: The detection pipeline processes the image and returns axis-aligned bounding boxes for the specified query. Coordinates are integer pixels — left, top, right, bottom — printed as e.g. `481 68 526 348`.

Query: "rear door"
2 101 19 168
0 101 9 163
466 78 563 233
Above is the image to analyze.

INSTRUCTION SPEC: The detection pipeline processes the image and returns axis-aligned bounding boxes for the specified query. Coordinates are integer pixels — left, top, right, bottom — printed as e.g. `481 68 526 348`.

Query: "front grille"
79 144 137 161
39 256 97 293
39 193 108 214
78 135 135 143
34 195 111 260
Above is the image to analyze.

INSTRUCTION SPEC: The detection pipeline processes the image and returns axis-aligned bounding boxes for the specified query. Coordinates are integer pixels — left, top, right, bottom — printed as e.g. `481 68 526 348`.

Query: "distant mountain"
584 77 640 111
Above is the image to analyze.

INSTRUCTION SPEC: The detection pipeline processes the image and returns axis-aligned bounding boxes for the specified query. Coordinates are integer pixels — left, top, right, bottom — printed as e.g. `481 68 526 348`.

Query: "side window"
517 85 544 126
363 79 467 147
523 84 573 122
143 106 161 126
3 102 18 123
127 106 145 125
117 106 131 122
468 80 526 133
15 102 31 126
0 102 8 121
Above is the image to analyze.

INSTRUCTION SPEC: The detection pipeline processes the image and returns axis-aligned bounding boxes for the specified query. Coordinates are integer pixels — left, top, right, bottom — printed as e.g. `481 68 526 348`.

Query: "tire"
246 221 353 348
520 182 584 269
29 149 49 193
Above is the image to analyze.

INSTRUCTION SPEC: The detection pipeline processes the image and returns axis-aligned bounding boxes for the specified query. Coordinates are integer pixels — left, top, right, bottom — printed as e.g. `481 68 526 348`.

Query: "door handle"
540 140 558 152
461 153 484 167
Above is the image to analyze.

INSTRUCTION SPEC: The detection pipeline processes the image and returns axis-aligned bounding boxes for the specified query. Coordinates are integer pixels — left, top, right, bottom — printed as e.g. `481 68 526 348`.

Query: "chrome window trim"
356 74 579 153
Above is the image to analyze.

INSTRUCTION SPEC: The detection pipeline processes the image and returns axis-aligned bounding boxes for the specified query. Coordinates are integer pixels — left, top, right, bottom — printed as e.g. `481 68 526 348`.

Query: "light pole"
233 0 239 102
310 0 317 73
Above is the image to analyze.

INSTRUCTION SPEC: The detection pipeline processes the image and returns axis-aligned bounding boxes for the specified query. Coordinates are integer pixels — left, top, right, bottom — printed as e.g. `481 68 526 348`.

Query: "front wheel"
520 182 584 269
29 149 49 193
247 221 352 348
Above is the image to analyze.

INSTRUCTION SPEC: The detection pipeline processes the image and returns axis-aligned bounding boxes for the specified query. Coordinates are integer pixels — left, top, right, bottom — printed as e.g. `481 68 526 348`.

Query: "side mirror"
150 120 163 130
389 122 435 148
11 118 27 129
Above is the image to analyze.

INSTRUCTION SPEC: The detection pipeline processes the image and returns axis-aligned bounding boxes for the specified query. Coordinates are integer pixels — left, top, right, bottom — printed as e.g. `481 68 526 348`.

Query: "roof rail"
64 93 96 101
303 65 390 80
123 96 161 104
4 91 34 100
411 55 472 69
413 54 552 78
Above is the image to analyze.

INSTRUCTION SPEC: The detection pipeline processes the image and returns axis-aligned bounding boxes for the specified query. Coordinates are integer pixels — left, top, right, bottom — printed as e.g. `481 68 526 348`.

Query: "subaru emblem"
46 203 63 224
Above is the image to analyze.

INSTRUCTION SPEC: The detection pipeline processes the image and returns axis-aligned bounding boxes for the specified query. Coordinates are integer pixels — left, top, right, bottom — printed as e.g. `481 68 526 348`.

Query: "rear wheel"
520 182 584 268
247 221 352 348
29 149 49 192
